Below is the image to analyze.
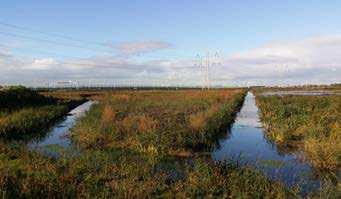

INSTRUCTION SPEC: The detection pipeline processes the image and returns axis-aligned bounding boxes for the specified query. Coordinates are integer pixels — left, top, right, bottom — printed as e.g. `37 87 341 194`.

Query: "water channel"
28 100 95 157
212 92 322 194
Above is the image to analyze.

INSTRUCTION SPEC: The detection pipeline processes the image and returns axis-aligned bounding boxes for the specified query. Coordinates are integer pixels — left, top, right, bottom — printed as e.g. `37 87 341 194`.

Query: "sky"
0 0 341 87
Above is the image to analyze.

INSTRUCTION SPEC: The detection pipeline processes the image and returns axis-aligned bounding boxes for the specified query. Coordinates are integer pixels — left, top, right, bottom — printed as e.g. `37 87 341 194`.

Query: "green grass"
0 141 295 198
0 86 56 113
0 87 86 139
72 89 246 153
0 105 68 139
257 94 340 172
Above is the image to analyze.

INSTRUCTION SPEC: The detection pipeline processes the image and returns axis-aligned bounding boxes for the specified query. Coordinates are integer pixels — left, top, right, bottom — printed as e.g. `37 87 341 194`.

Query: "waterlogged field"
256 91 341 195
0 88 297 198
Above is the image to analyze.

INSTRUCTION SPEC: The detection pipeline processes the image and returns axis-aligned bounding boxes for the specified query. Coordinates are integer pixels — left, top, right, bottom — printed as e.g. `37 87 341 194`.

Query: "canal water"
212 92 321 194
28 100 95 157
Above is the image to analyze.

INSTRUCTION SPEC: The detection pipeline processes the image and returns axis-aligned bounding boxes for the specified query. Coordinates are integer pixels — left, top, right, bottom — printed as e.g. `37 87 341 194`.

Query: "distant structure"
196 52 221 89
56 80 79 88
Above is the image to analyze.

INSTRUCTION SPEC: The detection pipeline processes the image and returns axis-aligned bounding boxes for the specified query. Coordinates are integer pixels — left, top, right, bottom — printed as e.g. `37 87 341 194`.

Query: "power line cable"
0 21 109 48
0 22 201 68
0 49 157 71
0 44 199 75
0 31 114 53
0 43 86 60
0 43 198 70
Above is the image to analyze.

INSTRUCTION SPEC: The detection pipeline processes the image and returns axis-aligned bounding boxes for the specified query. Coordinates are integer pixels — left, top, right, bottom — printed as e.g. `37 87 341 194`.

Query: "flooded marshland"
1 88 338 197
27 91 336 194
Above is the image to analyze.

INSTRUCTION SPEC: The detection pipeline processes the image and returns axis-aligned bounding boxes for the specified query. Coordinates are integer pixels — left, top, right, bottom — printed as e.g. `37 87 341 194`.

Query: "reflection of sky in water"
212 92 320 194
28 101 95 155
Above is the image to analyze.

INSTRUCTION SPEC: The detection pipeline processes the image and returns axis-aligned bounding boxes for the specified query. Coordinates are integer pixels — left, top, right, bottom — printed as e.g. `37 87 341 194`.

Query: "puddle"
212 92 321 194
28 100 96 157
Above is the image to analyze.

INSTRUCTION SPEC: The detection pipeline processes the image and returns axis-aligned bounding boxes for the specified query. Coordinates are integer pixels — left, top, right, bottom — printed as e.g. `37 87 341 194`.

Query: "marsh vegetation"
0 88 293 198
256 88 340 197
0 86 339 198
257 94 340 173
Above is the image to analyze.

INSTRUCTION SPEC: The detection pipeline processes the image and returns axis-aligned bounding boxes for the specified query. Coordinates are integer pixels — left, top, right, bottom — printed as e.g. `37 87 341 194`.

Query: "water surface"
212 92 321 194
28 101 95 156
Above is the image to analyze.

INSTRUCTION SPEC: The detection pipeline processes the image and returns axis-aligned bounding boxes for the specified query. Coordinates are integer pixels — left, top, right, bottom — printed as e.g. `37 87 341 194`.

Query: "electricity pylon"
196 52 221 89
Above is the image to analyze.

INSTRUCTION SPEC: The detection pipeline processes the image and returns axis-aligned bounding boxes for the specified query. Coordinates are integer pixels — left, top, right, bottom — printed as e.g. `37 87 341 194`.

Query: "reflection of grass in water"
259 159 285 168
43 144 65 154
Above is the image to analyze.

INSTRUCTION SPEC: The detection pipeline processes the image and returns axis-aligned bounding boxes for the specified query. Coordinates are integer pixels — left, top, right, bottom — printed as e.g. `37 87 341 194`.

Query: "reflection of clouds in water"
233 93 262 128
28 101 96 152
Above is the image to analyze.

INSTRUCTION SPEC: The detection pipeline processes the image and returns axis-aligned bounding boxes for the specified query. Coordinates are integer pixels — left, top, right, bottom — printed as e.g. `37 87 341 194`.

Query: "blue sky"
1 1 341 86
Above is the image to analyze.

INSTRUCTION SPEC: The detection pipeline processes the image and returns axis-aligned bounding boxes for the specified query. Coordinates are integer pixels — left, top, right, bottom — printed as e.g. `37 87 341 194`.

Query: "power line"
0 21 108 48
0 21 200 69
0 31 114 54
0 43 85 60
0 49 168 71
0 43 199 71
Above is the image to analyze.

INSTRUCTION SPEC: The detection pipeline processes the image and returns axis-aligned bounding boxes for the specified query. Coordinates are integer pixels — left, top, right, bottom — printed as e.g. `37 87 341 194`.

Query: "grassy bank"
72 89 246 153
0 105 68 139
0 86 56 113
256 94 340 175
0 88 297 198
256 93 341 197
0 87 86 139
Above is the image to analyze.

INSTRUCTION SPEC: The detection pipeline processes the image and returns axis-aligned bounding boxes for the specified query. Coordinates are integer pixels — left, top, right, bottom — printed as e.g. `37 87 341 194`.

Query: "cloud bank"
0 36 340 87
221 35 341 85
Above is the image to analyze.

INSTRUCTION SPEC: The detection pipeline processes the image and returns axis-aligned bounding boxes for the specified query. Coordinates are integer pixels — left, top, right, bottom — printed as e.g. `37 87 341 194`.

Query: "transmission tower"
196 52 221 89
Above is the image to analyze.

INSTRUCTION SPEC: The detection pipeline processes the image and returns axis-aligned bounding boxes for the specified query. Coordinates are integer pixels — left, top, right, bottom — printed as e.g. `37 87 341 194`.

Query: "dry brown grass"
189 104 220 131
137 115 157 134
120 115 139 134
115 94 130 101
189 112 206 131
101 104 116 128
304 123 341 171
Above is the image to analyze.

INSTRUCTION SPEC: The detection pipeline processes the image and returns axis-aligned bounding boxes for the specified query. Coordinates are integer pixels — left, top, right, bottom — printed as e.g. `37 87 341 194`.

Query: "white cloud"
115 40 172 55
25 58 57 70
218 35 341 85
